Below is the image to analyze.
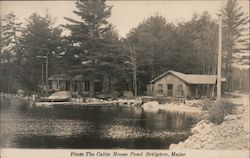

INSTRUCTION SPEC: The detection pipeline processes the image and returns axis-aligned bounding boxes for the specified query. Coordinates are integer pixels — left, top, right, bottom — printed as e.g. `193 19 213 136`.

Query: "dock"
34 99 141 108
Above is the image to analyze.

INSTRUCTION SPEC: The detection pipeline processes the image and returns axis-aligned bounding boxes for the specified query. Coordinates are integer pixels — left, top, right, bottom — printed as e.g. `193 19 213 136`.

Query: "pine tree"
126 14 176 79
220 0 249 92
64 0 121 96
20 12 62 92
181 12 218 74
0 12 22 92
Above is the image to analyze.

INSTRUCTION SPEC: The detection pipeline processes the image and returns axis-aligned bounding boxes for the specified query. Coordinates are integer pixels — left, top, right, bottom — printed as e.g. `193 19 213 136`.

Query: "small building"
147 70 225 99
48 74 103 96
48 74 71 91
71 74 103 96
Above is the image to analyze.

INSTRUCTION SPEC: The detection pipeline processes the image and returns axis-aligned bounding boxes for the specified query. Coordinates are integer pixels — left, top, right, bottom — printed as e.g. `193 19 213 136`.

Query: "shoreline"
169 93 250 150
2 92 249 150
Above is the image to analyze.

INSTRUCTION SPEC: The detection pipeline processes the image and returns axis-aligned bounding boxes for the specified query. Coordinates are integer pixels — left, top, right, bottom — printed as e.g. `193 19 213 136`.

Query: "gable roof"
150 70 225 85
48 74 71 81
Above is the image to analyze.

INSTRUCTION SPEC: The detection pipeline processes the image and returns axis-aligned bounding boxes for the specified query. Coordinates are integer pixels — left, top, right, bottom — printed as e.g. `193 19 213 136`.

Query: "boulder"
134 100 143 106
169 144 177 150
176 142 186 149
224 115 238 121
142 101 159 113
17 89 25 96
191 120 213 134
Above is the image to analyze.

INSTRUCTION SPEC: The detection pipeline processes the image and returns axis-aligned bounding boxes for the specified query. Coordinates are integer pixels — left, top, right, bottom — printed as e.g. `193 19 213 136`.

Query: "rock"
169 144 177 150
134 100 143 106
142 101 159 113
193 143 201 149
191 120 214 134
176 142 185 149
142 101 159 107
200 136 207 142
224 115 238 121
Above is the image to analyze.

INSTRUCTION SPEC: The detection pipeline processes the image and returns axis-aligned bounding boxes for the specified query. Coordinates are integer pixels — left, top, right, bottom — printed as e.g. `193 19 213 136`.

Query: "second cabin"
147 70 226 99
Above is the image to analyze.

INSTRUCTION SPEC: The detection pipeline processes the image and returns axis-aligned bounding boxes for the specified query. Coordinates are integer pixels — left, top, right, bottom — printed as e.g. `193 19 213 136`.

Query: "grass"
202 100 236 125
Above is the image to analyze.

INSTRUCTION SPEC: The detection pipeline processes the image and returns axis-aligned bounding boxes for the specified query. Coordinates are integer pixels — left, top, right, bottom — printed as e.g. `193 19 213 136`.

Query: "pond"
0 98 197 149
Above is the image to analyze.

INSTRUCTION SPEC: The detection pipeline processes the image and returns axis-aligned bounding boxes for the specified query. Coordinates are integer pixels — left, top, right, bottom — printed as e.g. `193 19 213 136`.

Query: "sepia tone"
0 0 249 158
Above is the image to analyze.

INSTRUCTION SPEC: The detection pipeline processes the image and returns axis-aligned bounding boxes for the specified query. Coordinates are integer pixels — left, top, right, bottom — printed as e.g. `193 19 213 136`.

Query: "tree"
20 12 62 92
123 12 221 94
127 14 177 79
124 14 177 94
0 12 22 92
220 0 249 92
177 12 218 74
122 40 139 97
64 0 121 96
98 25 123 92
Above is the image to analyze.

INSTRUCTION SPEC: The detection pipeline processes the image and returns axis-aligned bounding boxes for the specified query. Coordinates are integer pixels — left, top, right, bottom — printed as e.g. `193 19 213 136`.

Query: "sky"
1 0 249 37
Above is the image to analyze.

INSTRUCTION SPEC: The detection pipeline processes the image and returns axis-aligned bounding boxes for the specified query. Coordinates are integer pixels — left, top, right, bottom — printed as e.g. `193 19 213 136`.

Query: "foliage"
20 12 63 91
123 14 177 94
123 12 219 93
122 39 139 96
231 67 249 92
126 14 177 78
219 0 249 92
1 0 249 95
203 100 236 124
0 12 22 92
1 12 22 63
175 11 218 74
64 0 122 95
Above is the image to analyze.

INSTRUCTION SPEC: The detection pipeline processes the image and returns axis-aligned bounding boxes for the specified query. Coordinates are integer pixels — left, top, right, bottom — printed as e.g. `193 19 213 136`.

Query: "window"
85 81 90 92
157 84 163 94
167 84 173 96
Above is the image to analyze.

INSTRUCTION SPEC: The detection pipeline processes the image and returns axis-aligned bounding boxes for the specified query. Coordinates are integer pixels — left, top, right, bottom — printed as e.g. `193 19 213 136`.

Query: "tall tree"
220 0 249 92
0 12 22 92
124 14 177 94
124 12 220 94
98 25 123 92
177 12 218 74
20 12 62 92
126 14 177 79
122 39 139 97
64 0 121 96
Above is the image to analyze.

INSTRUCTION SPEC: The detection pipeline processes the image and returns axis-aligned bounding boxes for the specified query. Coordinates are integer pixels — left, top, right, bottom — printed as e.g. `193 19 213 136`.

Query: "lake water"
0 98 197 149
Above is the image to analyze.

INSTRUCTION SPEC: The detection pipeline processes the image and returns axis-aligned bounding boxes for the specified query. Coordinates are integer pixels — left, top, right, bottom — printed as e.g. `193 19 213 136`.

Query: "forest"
0 0 249 96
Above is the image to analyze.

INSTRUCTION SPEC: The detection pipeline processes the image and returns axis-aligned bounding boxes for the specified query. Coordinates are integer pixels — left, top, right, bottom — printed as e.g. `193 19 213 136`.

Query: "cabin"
48 74 71 91
48 74 103 96
147 70 225 99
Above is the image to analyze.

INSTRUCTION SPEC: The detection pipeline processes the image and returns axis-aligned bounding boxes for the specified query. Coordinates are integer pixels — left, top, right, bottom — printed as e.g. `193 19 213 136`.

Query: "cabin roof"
72 74 92 81
72 74 102 82
150 70 226 85
48 74 70 80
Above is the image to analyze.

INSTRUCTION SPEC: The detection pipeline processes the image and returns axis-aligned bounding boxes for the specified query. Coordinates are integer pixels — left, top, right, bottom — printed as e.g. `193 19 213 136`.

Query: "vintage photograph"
0 0 249 155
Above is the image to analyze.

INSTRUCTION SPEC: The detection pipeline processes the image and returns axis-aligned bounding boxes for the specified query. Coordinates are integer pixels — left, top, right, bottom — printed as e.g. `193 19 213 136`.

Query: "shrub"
201 100 213 111
204 100 236 125
208 103 225 124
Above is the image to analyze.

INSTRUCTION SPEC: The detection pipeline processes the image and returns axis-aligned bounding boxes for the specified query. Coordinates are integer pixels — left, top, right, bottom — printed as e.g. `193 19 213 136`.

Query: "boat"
34 91 71 107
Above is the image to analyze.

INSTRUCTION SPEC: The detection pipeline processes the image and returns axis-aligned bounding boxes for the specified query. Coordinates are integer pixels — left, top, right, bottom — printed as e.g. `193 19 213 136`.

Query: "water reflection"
1 98 197 149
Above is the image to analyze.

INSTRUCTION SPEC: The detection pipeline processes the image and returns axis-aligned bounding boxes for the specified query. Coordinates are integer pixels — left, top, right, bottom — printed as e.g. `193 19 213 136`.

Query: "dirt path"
170 93 250 150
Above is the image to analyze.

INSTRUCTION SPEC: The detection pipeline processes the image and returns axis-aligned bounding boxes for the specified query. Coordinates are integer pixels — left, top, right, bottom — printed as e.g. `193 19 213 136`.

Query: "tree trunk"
151 45 154 79
133 70 137 97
